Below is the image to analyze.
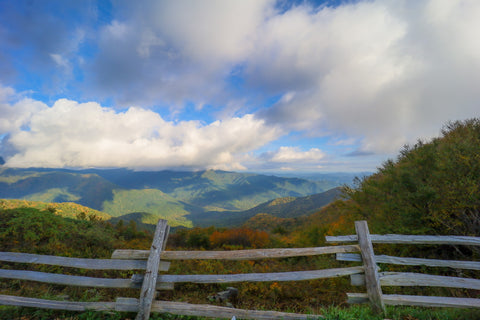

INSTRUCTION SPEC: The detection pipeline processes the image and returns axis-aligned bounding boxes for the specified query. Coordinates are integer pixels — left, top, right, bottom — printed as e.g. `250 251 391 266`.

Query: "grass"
316 305 479 320
1 305 480 320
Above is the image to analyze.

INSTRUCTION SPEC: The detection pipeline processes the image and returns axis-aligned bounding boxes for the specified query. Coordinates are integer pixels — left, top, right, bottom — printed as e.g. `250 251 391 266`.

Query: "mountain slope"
102 189 195 227
0 167 349 228
108 212 160 232
88 168 329 210
189 187 342 227
0 198 111 220
0 168 117 210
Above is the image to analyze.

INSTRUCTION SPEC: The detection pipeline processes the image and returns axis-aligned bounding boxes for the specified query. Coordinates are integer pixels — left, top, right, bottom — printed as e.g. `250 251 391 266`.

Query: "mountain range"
0 167 356 227
188 187 342 227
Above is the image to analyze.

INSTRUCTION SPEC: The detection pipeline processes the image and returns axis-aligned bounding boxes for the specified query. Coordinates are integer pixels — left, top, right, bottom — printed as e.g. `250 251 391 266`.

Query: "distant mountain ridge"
0 167 355 227
188 187 342 227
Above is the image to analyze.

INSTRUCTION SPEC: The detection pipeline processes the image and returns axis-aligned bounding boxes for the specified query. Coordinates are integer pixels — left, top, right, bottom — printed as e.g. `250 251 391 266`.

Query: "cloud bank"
1 95 279 170
1 0 480 171
255 0 480 153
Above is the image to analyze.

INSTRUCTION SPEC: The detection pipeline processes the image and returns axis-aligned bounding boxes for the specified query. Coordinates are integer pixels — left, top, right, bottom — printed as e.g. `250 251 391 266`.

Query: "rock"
208 287 238 305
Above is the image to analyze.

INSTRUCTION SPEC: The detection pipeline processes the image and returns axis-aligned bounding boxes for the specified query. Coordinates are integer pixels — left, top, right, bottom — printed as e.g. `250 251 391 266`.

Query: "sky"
1 0 479 173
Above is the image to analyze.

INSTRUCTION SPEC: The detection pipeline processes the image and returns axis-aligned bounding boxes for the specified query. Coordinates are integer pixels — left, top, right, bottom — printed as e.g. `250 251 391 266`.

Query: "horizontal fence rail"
350 272 480 290
379 272 480 290
326 234 480 246
115 297 319 320
155 266 364 284
337 253 480 270
0 269 174 290
112 245 360 260
0 252 170 270
0 294 116 312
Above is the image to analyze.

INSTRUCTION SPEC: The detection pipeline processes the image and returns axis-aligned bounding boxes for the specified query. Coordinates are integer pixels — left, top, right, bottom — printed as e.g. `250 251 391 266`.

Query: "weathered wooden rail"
1 219 479 318
326 221 480 312
0 219 362 319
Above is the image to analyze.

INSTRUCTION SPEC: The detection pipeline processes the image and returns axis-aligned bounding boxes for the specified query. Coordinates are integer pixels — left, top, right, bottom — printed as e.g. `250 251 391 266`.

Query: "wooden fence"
326 221 480 312
1 219 479 319
0 219 361 319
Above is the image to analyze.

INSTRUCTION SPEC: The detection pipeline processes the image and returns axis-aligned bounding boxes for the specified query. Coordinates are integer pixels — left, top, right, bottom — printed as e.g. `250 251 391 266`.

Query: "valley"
0 167 358 228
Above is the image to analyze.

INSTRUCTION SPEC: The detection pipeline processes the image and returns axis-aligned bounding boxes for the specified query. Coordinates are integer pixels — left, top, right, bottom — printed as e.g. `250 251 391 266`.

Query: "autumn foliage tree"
209 227 270 249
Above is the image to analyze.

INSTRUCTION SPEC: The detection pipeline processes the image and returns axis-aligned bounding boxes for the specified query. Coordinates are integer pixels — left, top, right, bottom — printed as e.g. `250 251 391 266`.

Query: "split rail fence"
326 221 480 312
0 219 479 319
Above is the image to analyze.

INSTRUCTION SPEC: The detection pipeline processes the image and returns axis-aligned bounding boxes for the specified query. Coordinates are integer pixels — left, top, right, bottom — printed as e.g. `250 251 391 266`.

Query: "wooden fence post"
355 220 385 314
136 219 170 320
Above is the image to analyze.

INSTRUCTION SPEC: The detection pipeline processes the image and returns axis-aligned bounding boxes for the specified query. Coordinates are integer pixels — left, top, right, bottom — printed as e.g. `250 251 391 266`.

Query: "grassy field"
1 305 480 320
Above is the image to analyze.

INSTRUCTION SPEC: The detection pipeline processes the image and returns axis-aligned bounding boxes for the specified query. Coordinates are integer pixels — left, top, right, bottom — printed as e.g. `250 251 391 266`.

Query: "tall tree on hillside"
343 118 480 236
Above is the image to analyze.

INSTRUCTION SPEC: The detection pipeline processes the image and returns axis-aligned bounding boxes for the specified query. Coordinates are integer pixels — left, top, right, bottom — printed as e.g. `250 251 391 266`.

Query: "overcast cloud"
1 0 479 171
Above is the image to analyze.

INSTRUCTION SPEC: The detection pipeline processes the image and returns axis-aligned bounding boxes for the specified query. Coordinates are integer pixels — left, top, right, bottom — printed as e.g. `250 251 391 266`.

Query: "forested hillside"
189 187 342 227
0 204 150 258
0 168 345 227
0 199 111 220
342 119 480 237
0 170 117 210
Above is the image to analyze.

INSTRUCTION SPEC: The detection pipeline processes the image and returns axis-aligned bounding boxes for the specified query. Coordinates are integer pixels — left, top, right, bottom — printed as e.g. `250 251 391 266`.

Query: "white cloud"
247 146 327 172
269 146 325 163
254 0 480 154
254 1 409 146
145 0 273 65
86 0 274 107
254 145 325 170
0 85 48 134
50 54 69 69
3 98 280 170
